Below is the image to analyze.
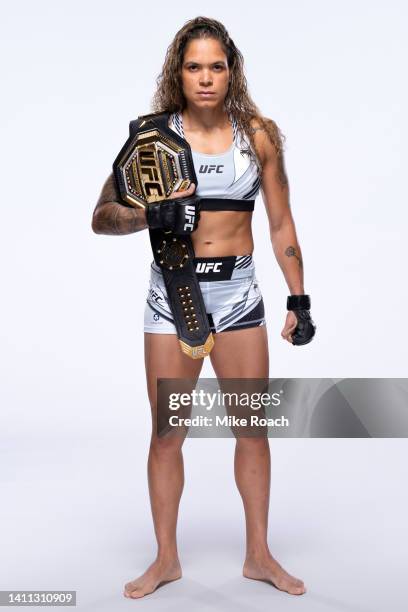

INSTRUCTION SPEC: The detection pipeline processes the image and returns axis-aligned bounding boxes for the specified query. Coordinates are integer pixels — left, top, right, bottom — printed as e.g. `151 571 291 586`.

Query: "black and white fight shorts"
144 254 266 334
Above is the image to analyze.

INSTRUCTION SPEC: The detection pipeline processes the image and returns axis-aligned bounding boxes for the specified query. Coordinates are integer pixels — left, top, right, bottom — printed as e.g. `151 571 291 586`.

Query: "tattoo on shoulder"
249 126 265 134
285 245 303 269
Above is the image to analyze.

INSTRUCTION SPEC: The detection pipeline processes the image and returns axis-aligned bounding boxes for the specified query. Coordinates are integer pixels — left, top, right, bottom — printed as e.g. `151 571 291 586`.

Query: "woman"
92 16 310 599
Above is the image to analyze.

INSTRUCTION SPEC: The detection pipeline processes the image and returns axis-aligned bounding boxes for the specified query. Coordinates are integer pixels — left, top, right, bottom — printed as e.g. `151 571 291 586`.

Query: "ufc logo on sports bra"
183 205 196 232
195 262 223 273
199 165 224 174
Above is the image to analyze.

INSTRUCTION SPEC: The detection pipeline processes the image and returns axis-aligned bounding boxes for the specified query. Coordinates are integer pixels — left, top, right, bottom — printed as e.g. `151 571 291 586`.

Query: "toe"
123 584 141 599
128 588 144 599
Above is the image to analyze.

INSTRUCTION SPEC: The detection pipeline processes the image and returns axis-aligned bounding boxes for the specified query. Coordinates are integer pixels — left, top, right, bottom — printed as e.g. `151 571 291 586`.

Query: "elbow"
270 215 294 236
269 220 286 236
269 221 283 235
91 210 101 234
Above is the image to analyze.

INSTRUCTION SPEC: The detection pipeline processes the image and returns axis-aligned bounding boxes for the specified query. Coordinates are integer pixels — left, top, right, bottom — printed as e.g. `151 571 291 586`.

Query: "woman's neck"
181 105 230 133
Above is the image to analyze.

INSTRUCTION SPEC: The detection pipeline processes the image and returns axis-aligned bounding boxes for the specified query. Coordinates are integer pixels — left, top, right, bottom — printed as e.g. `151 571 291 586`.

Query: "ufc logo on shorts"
149 289 162 303
199 165 224 174
196 262 223 273
183 205 196 232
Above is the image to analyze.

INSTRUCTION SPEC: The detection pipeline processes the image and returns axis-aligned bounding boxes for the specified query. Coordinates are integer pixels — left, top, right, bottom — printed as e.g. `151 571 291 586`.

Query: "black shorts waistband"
193 255 253 280
151 254 254 281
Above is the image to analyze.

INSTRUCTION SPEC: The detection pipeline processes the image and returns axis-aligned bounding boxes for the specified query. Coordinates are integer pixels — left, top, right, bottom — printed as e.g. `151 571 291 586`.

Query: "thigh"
209 325 269 378
209 326 269 438
144 333 204 432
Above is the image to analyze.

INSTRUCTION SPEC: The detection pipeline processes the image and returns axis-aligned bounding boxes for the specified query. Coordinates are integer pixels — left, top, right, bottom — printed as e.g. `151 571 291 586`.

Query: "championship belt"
112 111 214 359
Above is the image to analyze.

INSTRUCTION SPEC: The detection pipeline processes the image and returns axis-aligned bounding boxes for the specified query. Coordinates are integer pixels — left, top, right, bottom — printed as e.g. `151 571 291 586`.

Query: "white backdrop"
1 1 407 610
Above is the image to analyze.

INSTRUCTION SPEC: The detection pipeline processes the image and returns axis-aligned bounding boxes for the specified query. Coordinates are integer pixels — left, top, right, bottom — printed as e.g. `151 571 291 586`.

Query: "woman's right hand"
145 183 200 234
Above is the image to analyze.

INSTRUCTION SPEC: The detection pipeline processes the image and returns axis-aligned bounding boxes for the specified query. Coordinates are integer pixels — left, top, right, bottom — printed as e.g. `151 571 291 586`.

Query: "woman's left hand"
281 311 298 344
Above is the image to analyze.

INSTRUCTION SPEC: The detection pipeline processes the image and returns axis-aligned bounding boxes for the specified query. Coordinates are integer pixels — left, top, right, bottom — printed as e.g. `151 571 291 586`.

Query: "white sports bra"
169 111 261 210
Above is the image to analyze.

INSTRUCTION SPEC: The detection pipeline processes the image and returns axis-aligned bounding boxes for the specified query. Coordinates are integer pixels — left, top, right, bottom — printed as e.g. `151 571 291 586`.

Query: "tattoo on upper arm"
250 124 288 189
97 173 121 207
285 245 303 269
276 153 289 189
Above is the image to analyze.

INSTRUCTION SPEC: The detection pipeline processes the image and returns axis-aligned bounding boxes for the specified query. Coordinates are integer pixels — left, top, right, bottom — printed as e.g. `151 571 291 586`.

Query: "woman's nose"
199 70 213 85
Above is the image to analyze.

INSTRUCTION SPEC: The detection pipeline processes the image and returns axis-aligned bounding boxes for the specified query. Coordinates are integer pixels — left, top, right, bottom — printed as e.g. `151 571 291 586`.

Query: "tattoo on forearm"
285 245 303 269
93 202 147 235
92 173 147 235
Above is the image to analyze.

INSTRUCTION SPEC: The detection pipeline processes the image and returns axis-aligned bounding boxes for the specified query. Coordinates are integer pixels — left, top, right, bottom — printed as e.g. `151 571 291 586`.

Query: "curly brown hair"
151 16 285 167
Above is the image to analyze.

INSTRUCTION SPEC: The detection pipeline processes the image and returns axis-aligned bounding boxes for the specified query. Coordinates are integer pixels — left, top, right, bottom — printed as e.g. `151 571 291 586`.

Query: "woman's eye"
213 65 223 71
188 65 198 71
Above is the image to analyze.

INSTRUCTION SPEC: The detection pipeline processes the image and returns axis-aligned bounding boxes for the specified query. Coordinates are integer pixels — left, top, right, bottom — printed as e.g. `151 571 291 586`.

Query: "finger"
281 329 294 343
168 182 196 200
288 326 297 342
175 181 195 196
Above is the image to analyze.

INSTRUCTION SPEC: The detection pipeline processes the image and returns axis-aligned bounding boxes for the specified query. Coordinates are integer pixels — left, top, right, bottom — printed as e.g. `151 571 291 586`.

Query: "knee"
235 436 269 453
150 432 184 455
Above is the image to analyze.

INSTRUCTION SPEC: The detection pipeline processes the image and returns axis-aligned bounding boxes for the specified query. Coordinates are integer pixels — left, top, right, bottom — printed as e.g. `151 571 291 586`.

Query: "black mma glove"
287 294 316 346
145 195 200 235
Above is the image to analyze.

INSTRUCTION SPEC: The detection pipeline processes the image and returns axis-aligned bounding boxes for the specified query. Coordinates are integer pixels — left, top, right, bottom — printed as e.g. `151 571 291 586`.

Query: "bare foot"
243 553 306 595
123 557 182 599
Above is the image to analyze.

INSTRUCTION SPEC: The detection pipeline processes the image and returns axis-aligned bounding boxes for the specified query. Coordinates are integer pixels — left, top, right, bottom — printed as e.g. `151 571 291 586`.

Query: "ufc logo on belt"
196 262 223 273
183 205 196 232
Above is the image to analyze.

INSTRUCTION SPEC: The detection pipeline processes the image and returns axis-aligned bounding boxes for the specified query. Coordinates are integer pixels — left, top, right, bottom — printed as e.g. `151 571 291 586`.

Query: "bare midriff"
191 210 254 257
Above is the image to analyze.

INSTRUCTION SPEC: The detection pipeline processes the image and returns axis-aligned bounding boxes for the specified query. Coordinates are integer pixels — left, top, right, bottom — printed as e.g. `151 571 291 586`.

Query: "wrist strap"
287 294 311 311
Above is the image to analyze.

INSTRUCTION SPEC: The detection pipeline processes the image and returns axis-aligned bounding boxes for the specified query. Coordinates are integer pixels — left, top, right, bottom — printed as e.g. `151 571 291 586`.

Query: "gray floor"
1 434 407 611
